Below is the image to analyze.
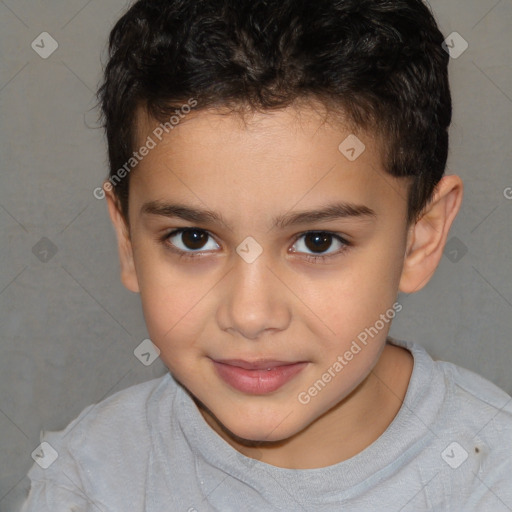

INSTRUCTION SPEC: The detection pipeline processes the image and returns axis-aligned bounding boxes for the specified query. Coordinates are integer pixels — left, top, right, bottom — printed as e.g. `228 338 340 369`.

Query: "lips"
211 358 308 394
215 359 299 370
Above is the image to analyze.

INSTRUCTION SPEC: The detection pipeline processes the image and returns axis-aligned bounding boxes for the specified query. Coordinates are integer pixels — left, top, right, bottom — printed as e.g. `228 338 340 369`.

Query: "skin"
105 102 463 469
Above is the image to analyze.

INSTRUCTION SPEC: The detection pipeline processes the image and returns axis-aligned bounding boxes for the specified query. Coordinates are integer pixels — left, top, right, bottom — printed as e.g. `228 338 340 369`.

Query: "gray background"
0 0 511 510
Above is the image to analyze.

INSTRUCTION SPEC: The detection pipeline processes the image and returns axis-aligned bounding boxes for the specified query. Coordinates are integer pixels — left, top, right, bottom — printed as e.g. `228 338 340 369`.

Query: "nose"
217 251 291 340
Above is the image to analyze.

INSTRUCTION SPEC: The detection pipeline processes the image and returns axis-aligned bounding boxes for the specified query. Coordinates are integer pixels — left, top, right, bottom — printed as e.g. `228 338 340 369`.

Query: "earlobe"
104 185 140 293
399 175 463 294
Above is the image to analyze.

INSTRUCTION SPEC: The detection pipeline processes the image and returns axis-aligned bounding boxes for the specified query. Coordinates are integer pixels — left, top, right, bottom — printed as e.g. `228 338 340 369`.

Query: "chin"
222 419 297 445
198 400 301 444
218 406 315 445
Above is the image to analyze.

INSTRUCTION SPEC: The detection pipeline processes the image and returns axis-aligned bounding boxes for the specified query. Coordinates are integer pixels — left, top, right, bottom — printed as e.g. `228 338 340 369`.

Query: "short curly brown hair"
98 0 451 224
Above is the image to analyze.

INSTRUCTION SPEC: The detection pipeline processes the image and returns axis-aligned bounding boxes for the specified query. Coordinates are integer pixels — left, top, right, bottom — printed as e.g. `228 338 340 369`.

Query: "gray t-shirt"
21 339 512 511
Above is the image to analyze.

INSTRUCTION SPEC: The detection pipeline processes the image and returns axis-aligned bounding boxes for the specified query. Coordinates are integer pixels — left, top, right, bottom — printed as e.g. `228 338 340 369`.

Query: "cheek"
305 248 402 336
140 289 206 374
293 246 403 380
134 253 211 360
352 231 405 301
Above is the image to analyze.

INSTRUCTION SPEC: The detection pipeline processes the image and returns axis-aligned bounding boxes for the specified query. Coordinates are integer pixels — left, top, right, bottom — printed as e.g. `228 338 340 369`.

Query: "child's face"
117 104 411 442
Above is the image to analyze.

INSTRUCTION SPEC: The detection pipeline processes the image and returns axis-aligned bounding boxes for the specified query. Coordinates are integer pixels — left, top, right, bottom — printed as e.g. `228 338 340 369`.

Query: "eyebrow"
141 200 376 230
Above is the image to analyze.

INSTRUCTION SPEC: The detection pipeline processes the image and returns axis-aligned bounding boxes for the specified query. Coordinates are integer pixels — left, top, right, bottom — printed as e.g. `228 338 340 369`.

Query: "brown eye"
165 229 219 253
304 232 334 253
180 229 208 250
289 231 350 262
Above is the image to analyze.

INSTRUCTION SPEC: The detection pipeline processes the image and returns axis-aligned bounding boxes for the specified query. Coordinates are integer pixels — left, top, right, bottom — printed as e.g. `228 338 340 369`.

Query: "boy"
21 0 512 510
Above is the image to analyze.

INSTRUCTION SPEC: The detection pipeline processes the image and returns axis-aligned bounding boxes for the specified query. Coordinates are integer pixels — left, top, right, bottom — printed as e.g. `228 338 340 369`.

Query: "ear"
399 174 463 294
105 185 140 293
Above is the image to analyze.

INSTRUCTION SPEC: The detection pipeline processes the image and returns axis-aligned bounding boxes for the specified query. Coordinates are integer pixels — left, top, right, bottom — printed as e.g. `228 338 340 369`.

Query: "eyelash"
159 228 351 263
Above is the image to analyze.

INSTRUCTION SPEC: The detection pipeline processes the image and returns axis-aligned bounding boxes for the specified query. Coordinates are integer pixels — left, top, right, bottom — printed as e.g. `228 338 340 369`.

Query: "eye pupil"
182 229 207 250
305 233 332 253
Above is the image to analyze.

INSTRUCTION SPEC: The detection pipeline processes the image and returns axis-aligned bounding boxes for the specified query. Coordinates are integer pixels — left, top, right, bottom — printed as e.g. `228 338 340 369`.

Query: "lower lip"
212 361 308 394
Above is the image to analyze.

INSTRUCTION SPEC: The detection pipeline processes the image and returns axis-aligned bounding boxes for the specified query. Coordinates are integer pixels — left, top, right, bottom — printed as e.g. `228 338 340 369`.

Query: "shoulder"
393 338 512 430
394 339 512 508
436 355 512 433
22 373 177 510
436 357 512 507
64 372 174 442
27 372 175 480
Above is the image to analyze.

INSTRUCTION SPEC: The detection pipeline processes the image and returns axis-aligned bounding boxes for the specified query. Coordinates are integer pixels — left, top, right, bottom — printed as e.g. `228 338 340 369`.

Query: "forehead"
130 103 408 228
135 100 371 151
